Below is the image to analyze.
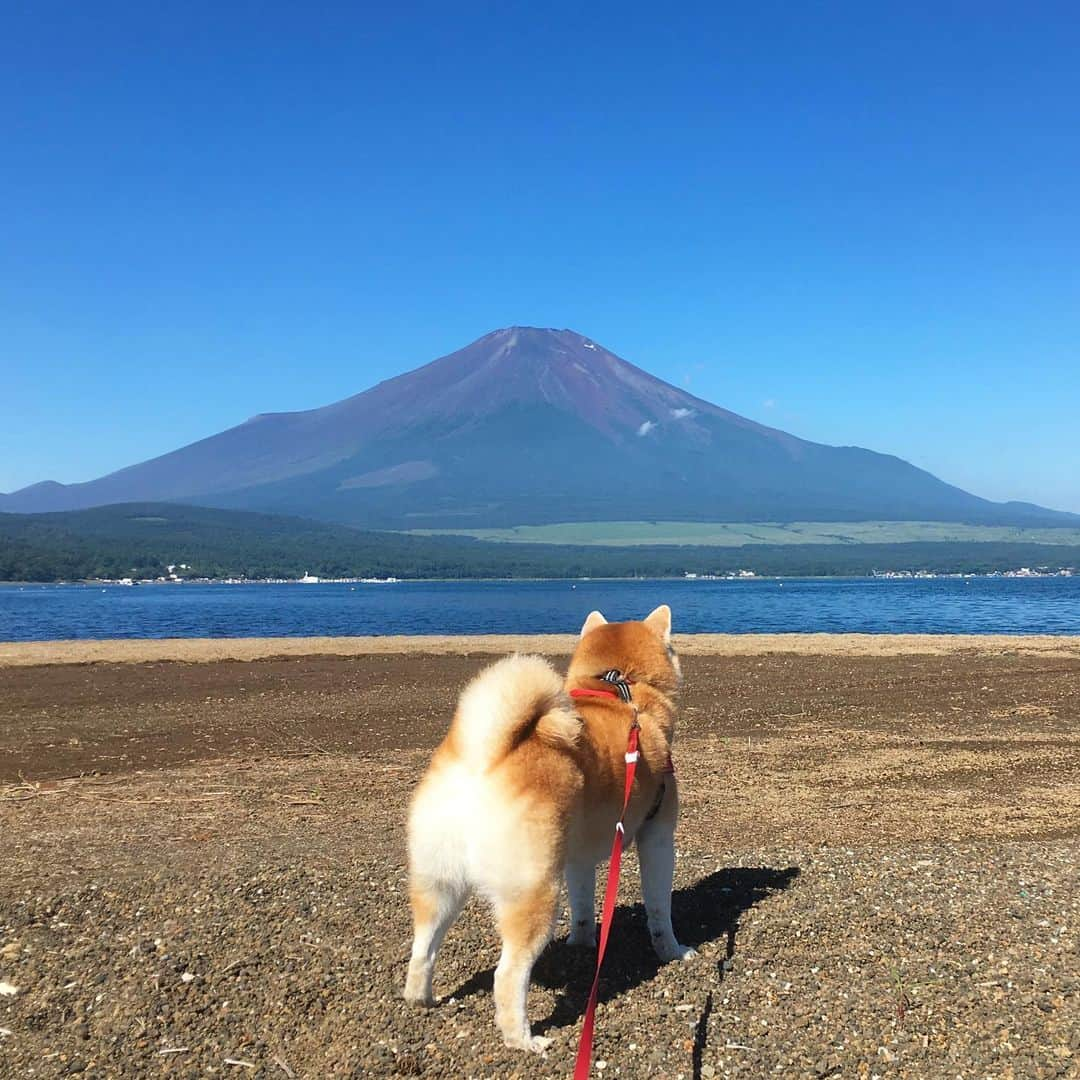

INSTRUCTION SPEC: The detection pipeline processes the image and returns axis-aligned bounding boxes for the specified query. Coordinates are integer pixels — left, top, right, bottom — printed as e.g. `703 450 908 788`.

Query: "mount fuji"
3 327 1073 528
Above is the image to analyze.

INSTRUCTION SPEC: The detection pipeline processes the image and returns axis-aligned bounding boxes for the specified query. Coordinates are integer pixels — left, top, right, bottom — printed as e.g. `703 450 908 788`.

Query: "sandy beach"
4 631 1080 668
1 634 1078 1077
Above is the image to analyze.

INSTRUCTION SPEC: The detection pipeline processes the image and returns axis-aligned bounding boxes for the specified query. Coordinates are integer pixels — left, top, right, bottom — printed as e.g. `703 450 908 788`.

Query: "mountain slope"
2 328 1075 527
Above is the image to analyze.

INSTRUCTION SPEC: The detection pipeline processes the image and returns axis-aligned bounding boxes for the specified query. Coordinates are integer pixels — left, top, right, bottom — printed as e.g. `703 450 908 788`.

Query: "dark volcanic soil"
1 644 1078 1078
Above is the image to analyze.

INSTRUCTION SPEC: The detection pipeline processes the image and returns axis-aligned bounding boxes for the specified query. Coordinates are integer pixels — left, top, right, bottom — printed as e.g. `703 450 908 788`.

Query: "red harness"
568 685 640 1080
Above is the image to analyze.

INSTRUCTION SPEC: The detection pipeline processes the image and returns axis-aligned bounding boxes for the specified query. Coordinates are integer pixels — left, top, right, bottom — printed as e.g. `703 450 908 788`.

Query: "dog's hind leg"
637 808 697 963
404 878 468 1006
565 859 597 946
492 882 559 1052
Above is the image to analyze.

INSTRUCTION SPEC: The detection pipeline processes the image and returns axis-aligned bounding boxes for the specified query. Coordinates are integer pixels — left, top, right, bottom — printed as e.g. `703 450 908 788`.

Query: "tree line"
1 503 1077 582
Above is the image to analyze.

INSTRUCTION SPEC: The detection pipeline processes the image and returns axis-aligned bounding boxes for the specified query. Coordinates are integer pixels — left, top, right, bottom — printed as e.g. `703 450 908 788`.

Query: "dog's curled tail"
453 653 579 768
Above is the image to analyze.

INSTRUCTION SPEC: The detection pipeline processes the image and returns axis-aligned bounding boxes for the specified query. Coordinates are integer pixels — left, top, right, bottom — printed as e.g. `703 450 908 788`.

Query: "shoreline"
2 630 1079 666
1 567 1075 585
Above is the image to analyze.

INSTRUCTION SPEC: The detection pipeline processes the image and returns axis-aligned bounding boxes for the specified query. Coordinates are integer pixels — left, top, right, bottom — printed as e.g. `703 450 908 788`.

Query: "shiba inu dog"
403 605 695 1052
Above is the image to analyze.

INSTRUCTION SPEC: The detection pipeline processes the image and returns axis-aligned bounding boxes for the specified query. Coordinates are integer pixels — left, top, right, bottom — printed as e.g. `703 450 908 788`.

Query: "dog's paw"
504 1033 552 1054
655 940 698 964
566 923 597 947
402 984 436 1007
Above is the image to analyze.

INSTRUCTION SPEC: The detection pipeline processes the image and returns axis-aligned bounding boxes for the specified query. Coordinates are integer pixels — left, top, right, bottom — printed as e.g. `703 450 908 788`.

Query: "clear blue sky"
3 2 1078 512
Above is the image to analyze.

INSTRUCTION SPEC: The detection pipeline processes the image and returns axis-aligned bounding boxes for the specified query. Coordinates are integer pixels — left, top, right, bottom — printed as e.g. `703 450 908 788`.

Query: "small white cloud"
763 399 776 409
637 420 657 436
670 407 693 419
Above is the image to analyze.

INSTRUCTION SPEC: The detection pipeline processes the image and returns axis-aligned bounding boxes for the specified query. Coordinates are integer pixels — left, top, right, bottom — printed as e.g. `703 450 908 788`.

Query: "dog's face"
569 604 681 695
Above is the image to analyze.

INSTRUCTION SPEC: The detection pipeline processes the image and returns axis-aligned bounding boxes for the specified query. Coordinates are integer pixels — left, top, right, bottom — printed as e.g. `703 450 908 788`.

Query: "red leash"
568 686 640 1080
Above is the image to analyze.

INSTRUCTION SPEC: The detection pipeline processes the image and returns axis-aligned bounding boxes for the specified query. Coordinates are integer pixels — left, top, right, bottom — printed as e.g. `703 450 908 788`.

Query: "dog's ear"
580 610 608 637
644 604 672 644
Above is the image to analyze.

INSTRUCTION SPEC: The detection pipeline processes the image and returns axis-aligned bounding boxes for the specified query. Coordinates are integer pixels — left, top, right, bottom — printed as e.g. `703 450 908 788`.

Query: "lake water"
0 577 1077 641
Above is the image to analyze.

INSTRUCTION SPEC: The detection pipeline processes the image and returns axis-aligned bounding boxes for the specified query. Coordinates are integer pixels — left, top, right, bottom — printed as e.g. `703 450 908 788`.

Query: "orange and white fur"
403 605 695 1052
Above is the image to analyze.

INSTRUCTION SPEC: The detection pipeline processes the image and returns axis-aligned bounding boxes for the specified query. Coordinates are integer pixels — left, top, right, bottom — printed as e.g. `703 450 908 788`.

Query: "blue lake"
0 577 1078 641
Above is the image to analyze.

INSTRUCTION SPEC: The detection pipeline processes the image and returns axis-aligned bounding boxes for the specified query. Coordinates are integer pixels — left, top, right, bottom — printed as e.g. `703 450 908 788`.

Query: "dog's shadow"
443 865 800 1033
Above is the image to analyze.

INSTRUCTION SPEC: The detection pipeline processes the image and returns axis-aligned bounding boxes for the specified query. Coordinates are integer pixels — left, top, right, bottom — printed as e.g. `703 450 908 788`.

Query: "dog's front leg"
565 860 597 946
637 807 697 963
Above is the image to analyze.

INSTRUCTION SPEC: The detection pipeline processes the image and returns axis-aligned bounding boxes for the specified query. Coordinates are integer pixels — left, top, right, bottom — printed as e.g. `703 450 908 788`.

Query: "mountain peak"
491 325 584 336
472 324 599 353
395 325 705 436
475 325 601 356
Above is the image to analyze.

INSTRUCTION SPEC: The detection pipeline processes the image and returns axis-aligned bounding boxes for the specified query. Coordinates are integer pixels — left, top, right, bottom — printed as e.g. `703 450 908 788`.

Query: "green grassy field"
407 520 1080 547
